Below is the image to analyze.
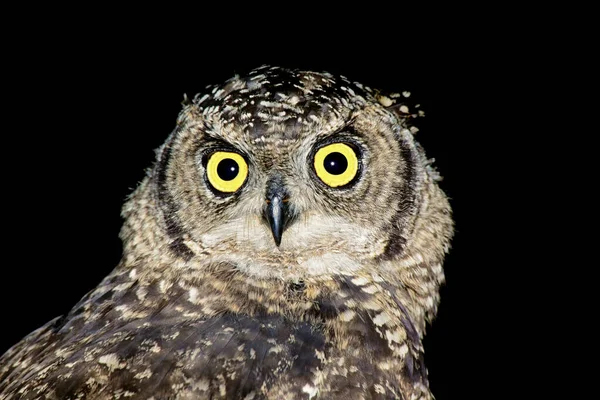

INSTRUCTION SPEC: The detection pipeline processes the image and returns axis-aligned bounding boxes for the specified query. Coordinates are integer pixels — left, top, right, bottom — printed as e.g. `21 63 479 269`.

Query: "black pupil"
217 158 239 181
323 152 348 175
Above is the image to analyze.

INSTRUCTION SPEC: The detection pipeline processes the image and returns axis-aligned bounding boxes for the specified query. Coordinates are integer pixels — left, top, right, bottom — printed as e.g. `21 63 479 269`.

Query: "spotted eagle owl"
0 66 453 399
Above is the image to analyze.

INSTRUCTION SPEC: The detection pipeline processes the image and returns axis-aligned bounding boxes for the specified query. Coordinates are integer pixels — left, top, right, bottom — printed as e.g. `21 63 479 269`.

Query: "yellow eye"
206 151 248 193
313 143 359 187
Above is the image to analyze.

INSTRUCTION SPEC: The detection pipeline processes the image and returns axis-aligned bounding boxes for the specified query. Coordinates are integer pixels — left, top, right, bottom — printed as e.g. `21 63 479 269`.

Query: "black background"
0 16 525 399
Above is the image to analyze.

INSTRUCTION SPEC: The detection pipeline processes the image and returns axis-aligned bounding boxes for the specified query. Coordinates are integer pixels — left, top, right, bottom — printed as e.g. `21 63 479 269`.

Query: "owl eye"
313 142 359 187
206 151 248 193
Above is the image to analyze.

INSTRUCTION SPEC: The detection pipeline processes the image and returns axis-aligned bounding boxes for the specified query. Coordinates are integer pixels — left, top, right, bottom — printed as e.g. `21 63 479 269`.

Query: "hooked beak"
264 179 290 247
265 195 285 246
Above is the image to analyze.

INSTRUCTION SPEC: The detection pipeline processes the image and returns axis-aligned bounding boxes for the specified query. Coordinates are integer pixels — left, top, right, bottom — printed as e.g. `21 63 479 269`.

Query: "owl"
0 66 453 399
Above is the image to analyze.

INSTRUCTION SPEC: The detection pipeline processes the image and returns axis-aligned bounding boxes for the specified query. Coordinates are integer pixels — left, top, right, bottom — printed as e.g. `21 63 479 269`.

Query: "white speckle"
136 287 148 301
268 344 284 354
374 384 386 394
398 343 409 357
302 384 319 399
196 94 209 104
195 378 210 391
372 312 391 326
339 309 356 322
351 276 369 286
344 299 357 308
249 73 266 81
362 300 382 311
402 91 411 97
399 105 409 113
114 282 133 292
385 329 406 344
159 280 171 293
128 269 137 279
362 285 378 294
250 348 256 359
425 296 435 307
98 353 125 372
54 348 71 358
259 100 281 108
256 111 271 120
315 349 326 362
150 343 161 353
134 368 153 380
378 95 393 107
188 287 198 303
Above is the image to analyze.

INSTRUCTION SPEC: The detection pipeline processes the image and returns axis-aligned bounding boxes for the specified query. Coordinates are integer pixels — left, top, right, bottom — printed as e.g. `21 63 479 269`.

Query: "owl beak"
265 194 286 247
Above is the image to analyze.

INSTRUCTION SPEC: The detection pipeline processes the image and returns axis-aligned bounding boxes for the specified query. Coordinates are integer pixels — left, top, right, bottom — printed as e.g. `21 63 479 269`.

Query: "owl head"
121 66 453 289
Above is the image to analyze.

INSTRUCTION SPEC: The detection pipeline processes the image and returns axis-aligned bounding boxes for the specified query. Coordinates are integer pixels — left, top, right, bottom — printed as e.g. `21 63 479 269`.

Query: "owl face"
154 67 422 280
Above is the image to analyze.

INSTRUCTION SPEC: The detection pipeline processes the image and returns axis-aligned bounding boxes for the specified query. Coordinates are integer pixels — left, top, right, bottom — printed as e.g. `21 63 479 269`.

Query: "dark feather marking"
137 324 203 397
168 237 194 260
287 322 325 377
247 336 270 395
378 139 419 261
153 131 185 239
314 290 349 319
284 280 306 302
232 322 263 397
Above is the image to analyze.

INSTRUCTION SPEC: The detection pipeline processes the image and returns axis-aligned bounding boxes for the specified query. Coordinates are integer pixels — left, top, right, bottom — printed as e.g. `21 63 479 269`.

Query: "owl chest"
62 311 417 398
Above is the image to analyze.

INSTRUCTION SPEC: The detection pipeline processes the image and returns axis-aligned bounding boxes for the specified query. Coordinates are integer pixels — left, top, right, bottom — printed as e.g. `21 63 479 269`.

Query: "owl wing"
0 316 66 389
0 312 326 399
